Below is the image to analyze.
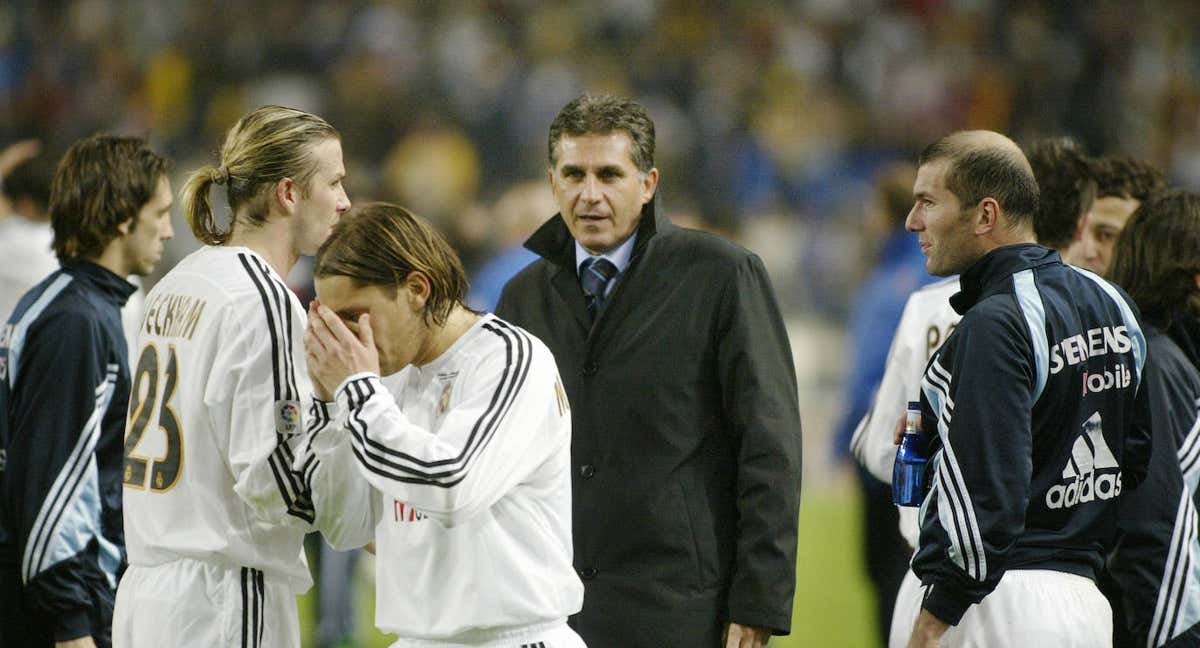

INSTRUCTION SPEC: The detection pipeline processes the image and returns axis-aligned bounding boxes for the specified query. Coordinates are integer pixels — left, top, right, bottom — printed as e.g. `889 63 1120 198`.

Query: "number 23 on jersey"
124 343 184 491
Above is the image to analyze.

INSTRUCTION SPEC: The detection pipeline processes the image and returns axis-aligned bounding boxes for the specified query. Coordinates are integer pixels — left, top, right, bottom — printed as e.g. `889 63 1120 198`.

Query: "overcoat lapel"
549 262 592 333
587 205 673 351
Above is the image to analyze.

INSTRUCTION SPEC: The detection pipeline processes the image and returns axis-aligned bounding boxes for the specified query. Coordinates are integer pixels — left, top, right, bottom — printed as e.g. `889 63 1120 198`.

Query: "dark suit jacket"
496 203 803 648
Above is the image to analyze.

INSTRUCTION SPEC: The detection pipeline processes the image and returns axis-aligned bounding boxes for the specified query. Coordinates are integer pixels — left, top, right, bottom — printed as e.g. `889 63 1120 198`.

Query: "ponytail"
183 165 231 245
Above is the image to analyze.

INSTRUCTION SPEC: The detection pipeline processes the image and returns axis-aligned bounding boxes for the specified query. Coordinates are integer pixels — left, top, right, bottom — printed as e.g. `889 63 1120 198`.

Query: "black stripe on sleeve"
269 441 315 522
255 569 265 648
236 255 316 523
237 253 283 402
1157 508 1195 646
241 567 249 648
266 444 314 522
252 568 261 648
344 320 532 487
349 323 529 480
250 256 300 402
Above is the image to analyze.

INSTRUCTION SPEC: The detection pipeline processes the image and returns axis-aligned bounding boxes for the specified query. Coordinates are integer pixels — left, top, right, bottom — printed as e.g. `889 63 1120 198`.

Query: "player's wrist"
920 584 968 626
335 371 381 408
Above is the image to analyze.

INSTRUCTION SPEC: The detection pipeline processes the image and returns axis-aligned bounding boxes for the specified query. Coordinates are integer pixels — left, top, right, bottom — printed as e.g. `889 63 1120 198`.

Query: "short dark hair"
314 202 468 326
548 94 656 172
919 133 1040 226
1091 156 1167 202
1025 137 1096 250
50 134 171 262
1108 189 1200 320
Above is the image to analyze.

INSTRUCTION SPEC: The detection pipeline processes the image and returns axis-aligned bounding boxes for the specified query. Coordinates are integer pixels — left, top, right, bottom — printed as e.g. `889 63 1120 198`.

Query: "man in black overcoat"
496 94 803 648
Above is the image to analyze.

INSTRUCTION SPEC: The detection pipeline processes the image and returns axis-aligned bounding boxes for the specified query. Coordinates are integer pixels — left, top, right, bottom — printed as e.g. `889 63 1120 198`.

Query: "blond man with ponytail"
113 106 353 648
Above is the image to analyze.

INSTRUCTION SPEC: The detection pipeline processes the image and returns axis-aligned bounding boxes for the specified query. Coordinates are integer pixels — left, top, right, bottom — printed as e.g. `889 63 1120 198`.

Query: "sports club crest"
438 381 453 415
435 371 458 415
275 400 301 435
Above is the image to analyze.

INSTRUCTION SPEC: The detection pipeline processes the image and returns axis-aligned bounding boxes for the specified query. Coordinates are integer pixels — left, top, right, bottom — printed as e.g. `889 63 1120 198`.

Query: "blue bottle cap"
907 401 921 411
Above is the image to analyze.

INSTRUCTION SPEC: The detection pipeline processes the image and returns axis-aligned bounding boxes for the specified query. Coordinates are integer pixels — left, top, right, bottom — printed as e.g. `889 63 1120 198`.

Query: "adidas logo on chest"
1045 412 1123 509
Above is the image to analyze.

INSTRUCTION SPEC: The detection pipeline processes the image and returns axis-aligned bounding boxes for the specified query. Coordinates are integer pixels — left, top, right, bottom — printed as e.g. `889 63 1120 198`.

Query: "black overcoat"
496 203 803 648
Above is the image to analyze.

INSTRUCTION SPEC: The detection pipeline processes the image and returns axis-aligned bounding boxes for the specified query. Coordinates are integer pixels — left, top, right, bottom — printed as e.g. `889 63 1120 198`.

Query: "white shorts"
889 568 1112 648
113 558 300 648
391 620 587 648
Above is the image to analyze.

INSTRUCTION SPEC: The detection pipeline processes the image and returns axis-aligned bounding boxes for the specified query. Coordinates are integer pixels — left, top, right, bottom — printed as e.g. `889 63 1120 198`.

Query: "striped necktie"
580 257 619 321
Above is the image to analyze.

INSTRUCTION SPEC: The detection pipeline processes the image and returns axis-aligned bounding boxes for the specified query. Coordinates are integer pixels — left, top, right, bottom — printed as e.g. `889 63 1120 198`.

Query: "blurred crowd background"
3 1 1200 645
6 0 1200 316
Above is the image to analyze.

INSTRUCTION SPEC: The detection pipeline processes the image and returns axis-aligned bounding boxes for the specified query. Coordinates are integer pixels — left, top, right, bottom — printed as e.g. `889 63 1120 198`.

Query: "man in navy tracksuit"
0 135 173 648
896 131 1151 648
1104 190 1200 648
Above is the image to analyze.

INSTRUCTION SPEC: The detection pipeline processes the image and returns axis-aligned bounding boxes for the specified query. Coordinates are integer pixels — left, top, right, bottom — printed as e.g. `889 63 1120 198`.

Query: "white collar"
575 232 638 277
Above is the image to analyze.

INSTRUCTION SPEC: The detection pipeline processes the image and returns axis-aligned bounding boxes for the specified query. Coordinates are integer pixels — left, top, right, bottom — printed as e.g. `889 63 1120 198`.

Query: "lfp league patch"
275 400 302 435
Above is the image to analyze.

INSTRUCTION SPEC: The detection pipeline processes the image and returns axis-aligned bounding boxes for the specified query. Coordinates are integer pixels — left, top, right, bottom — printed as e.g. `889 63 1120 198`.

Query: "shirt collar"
949 243 1060 314
575 231 638 277
62 259 138 306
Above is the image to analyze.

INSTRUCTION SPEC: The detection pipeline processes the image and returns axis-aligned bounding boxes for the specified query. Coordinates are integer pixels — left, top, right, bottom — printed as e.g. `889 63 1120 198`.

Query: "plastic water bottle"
893 401 927 507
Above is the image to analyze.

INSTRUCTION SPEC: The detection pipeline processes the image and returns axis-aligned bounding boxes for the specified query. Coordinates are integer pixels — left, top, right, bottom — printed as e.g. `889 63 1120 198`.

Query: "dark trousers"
857 464 909 648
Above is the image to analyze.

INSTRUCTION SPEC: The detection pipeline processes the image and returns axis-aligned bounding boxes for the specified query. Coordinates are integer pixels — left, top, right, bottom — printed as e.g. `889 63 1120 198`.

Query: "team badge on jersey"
276 400 302 435
438 382 453 415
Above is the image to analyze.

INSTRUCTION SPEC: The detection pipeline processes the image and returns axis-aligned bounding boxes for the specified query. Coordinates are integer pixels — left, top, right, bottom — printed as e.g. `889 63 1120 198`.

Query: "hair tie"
214 165 230 185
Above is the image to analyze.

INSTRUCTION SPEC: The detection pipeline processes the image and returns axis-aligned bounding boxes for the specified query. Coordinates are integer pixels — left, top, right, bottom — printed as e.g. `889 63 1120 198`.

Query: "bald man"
893 131 1151 648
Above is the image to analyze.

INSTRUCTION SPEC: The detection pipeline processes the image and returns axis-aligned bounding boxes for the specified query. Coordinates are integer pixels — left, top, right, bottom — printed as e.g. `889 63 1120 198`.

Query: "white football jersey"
300 313 584 642
121 246 350 592
850 276 960 546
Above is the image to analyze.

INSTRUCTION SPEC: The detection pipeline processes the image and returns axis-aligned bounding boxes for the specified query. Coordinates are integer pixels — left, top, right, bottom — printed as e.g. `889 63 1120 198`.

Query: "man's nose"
1082 236 1100 260
580 175 601 202
905 205 921 232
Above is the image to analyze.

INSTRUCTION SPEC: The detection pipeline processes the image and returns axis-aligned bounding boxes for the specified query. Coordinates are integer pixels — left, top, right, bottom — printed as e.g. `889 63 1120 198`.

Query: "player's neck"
414 305 479 367
228 221 297 280
91 242 132 277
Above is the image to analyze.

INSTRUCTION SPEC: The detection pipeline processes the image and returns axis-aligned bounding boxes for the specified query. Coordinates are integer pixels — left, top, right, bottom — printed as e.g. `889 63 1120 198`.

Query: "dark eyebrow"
598 165 625 175
913 191 933 201
560 164 583 174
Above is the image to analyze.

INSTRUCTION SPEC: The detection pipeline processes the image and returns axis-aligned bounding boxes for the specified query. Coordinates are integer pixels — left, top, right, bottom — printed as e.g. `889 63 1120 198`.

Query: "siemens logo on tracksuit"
911 244 1152 627
1049 325 1132 373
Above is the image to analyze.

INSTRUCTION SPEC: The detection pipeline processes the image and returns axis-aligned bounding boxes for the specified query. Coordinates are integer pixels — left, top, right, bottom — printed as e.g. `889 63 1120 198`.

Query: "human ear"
974 197 1000 234
641 167 659 204
274 177 298 213
403 271 431 309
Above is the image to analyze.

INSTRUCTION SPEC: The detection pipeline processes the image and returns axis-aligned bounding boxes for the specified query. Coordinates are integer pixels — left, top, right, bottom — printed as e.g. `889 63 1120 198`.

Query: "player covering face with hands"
301 202 586 647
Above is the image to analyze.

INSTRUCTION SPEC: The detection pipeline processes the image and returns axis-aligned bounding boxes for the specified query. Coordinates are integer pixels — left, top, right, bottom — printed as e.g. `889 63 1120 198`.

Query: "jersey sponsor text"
393 500 427 523
1049 325 1132 375
1081 362 1133 396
